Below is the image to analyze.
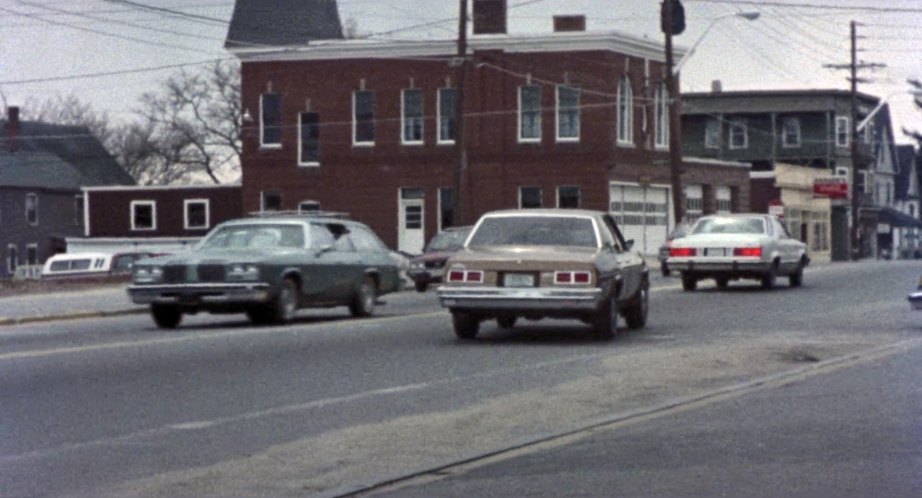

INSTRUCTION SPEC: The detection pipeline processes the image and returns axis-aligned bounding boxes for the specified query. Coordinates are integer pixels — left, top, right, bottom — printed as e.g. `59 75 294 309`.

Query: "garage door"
609 184 670 256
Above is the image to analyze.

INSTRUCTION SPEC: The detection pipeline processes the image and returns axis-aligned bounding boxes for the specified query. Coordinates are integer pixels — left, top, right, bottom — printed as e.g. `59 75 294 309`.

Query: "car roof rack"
246 210 351 220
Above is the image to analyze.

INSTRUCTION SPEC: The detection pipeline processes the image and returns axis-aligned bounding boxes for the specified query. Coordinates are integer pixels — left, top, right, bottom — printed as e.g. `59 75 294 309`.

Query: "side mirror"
624 239 635 252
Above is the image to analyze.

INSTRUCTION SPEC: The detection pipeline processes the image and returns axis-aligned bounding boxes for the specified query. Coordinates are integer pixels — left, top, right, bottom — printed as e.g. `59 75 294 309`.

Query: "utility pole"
823 20 885 260
662 0 685 226
452 0 469 226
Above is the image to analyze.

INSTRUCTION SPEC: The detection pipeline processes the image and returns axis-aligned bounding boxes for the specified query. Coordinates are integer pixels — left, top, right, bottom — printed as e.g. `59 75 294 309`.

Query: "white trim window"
7 244 17 274
715 186 732 214
654 83 669 149
261 190 282 212
25 193 38 226
519 186 542 208
183 199 210 230
729 119 748 150
556 85 580 142
260 93 282 148
402 88 424 145
298 112 320 166
617 76 634 145
130 200 156 231
353 90 375 146
781 117 801 148
684 184 704 221
298 200 321 213
518 85 542 143
557 186 581 208
836 116 850 147
437 88 456 145
705 119 720 149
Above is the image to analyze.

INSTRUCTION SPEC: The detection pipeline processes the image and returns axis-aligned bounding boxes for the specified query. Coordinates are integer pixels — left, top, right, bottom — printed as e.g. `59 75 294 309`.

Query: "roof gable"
224 0 344 49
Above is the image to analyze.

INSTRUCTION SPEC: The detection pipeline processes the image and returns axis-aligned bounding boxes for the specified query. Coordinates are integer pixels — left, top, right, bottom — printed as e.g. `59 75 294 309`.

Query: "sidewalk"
0 285 145 327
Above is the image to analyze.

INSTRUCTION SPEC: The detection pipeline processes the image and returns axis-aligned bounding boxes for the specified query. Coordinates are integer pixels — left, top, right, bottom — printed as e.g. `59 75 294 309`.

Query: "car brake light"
466 271 483 283
733 247 762 257
554 271 592 285
555 272 572 284
669 247 697 257
448 270 465 282
574 271 591 284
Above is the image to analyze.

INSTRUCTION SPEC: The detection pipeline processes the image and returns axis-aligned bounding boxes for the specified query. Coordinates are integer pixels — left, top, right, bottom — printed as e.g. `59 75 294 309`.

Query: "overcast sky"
2 0 921 144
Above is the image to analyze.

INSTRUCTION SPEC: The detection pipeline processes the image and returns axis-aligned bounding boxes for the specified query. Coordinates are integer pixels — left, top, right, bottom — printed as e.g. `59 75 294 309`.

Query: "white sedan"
666 214 809 291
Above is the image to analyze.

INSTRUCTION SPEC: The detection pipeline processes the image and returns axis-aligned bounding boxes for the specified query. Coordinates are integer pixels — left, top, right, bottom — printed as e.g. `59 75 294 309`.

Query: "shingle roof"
224 0 344 50
0 119 135 188
895 144 915 201
0 150 85 190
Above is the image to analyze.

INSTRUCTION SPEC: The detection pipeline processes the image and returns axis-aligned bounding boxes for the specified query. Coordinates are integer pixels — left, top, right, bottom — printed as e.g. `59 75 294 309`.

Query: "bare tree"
136 60 242 184
22 93 116 149
905 79 922 143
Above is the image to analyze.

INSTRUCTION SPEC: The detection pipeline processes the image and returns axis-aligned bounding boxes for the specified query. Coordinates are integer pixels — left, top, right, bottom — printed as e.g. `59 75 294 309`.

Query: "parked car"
909 275 922 311
436 209 648 340
42 251 153 281
127 212 402 329
666 214 809 291
657 221 693 277
407 226 472 292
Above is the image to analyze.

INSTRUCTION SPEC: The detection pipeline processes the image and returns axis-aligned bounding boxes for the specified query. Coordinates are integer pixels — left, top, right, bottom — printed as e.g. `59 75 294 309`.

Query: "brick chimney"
5 106 20 153
711 80 723 93
553 15 586 32
473 0 507 35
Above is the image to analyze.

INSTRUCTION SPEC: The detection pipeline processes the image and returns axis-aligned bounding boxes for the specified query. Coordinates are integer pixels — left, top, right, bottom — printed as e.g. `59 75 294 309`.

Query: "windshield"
199 224 305 250
692 217 766 235
467 216 598 247
426 229 470 252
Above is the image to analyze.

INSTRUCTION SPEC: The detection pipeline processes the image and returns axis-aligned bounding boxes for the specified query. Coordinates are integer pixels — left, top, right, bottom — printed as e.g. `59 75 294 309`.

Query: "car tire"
151 304 181 329
761 263 777 290
660 262 671 278
591 294 618 339
715 277 729 289
789 261 804 288
623 280 648 330
349 277 376 317
266 278 299 324
414 281 429 293
681 275 697 292
496 316 517 329
452 311 479 339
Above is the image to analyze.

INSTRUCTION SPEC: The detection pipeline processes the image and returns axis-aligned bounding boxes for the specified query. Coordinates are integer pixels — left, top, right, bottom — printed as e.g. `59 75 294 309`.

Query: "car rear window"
692 217 765 235
200 224 305 249
467 216 597 247
427 229 470 252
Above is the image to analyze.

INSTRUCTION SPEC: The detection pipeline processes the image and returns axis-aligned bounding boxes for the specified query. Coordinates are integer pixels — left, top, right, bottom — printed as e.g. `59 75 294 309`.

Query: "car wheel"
660 262 671 278
623 280 648 330
349 277 376 317
789 261 804 288
715 277 729 289
414 281 429 293
591 294 618 339
496 316 517 329
761 263 778 290
267 278 299 324
681 274 697 292
151 304 181 329
452 311 479 339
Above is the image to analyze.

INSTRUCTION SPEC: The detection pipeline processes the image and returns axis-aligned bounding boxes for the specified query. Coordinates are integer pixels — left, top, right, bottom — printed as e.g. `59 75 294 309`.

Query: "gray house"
0 106 134 279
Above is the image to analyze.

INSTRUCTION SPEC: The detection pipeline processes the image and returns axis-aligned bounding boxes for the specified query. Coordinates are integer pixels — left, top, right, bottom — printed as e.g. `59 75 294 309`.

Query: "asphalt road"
0 260 919 497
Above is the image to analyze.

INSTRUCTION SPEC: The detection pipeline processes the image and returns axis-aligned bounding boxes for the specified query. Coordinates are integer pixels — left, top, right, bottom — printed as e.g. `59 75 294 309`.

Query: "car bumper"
436 286 604 312
667 260 773 273
407 267 444 283
127 283 272 306
909 291 922 311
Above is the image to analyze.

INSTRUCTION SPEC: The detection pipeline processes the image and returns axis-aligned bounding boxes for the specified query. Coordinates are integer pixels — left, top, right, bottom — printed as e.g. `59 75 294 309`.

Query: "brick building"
226 0 750 255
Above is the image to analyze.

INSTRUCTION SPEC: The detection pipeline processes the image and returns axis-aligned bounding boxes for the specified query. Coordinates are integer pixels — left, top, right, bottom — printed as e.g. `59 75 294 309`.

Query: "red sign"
813 177 849 199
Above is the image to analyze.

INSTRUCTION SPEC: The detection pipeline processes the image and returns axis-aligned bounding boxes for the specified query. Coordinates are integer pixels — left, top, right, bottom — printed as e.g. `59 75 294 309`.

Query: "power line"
688 0 922 14
103 0 228 25
0 59 232 86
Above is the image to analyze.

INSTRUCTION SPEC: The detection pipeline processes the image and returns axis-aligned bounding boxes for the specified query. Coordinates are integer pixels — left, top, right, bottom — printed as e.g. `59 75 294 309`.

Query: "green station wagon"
127 212 401 329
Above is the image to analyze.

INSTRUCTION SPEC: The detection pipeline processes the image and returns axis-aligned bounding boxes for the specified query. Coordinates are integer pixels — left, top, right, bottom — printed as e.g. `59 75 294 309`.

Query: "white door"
609 184 670 256
398 188 425 254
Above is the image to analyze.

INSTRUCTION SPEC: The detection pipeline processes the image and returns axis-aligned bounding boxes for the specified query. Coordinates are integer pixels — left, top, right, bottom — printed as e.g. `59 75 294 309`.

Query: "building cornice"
229 31 683 64
82 184 241 193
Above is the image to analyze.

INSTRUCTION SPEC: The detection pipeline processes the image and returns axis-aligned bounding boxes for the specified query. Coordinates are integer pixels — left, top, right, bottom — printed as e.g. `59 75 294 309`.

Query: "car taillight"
733 247 762 257
448 270 483 283
555 271 592 285
669 247 697 257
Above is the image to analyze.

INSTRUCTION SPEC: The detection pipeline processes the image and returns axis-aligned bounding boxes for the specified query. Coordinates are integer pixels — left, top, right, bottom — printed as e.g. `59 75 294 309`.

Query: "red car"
407 226 472 292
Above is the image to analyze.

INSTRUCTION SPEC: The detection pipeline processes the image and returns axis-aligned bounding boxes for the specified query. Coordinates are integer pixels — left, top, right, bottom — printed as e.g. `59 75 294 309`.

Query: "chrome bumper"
437 286 603 311
667 260 773 272
127 283 271 305
407 267 444 281
909 291 922 311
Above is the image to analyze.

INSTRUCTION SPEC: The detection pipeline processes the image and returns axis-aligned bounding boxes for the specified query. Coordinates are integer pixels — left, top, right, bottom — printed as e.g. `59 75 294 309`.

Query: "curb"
0 308 147 327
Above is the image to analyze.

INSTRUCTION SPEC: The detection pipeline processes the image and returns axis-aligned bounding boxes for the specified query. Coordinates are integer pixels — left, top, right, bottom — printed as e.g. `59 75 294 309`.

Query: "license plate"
504 273 535 287
704 248 727 257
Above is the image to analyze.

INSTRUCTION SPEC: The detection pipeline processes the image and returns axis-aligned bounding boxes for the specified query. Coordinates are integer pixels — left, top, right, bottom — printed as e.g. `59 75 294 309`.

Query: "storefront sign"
813 177 848 199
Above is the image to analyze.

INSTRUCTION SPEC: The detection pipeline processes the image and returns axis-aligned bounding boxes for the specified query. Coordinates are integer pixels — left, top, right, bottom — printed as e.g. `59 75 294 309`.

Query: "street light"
663 5 759 226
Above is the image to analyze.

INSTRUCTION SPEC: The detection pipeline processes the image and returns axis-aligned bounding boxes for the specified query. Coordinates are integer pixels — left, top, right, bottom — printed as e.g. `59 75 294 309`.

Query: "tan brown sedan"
436 209 649 339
